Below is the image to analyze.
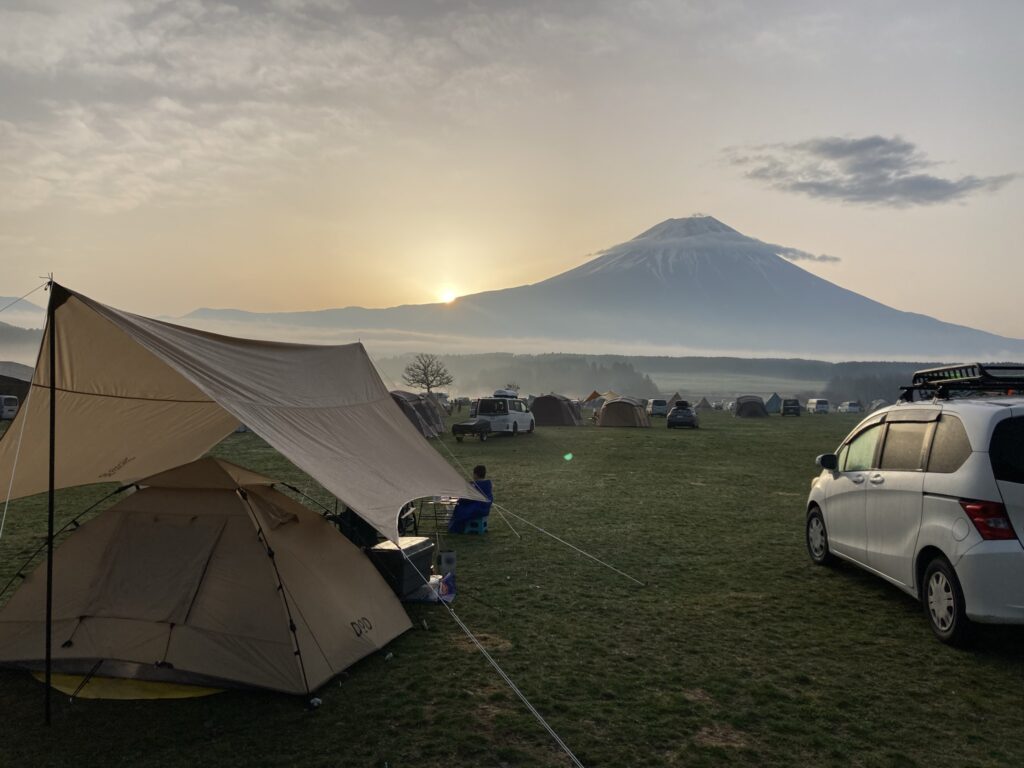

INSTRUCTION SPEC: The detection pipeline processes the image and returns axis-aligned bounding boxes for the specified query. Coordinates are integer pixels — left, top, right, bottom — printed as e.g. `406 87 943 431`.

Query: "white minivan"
805 363 1024 644
1 396 18 420
807 398 830 414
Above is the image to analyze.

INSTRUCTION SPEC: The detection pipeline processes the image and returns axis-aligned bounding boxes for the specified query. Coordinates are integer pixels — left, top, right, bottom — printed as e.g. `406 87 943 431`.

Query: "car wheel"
479 432 488 442
923 557 971 646
455 435 463 443
805 508 834 566
512 422 518 436
527 420 534 434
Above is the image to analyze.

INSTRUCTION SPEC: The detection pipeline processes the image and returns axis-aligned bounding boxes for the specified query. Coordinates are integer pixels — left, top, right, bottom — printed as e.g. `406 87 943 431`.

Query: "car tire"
805 507 834 566
527 420 534 434
479 432 488 442
512 422 518 436
923 557 972 646
455 435 463 443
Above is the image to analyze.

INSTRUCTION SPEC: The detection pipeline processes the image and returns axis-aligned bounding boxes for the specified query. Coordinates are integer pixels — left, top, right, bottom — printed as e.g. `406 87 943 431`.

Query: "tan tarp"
0 458 411 694
0 285 482 542
596 397 651 428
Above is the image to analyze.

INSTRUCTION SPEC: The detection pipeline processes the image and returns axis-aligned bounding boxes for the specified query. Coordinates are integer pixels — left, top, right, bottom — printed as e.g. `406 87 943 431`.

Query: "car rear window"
927 414 972 474
478 400 507 415
990 416 1024 484
880 422 929 471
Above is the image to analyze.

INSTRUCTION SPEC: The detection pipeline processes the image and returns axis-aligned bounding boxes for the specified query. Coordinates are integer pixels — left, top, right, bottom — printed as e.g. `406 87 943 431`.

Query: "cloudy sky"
1 0 1021 337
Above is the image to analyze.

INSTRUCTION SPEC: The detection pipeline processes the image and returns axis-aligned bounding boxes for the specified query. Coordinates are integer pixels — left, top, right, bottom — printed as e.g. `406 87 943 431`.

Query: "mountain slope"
182 216 1024 360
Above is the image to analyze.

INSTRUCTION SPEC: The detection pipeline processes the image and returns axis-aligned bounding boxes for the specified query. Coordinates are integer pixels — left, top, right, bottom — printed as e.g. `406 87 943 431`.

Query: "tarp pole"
44 281 56 725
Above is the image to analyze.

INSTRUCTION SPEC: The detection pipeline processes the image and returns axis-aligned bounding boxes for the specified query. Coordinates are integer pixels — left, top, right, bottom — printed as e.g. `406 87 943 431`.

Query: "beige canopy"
0 285 481 542
0 458 411 694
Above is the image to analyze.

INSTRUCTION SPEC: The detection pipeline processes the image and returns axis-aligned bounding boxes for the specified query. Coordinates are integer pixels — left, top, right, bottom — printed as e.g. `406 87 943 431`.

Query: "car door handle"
850 474 865 484
869 474 884 485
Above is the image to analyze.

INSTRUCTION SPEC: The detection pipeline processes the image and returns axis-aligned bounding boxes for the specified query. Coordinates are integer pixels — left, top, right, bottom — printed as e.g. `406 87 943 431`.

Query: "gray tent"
695 397 712 410
531 394 581 427
734 395 769 418
765 393 782 414
869 398 890 412
666 392 684 407
597 397 651 427
390 390 445 438
0 458 411 695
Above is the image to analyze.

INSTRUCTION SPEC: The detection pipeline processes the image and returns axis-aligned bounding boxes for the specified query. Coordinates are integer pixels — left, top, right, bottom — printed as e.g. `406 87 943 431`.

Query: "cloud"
768 244 840 263
728 135 1015 206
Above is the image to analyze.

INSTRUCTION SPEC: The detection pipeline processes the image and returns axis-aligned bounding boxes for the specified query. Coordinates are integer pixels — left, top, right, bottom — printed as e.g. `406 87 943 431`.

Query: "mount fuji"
183 216 1024 360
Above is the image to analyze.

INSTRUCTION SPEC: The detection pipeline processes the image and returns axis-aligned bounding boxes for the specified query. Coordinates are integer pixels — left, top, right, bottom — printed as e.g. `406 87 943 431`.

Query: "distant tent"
596 397 651 428
390 391 445 438
734 395 769 418
666 392 684 407
765 393 782 414
600 390 621 402
583 390 602 404
869 399 890 412
0 458 411 695
531 394 581 427
695 397 712 410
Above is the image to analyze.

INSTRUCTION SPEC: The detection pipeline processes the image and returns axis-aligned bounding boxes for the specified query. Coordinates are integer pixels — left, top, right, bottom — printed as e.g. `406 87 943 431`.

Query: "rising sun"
439 289 458 304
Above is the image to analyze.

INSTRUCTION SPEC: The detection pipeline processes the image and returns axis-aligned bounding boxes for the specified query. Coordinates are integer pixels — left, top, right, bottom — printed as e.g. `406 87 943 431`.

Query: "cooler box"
368 536 436 598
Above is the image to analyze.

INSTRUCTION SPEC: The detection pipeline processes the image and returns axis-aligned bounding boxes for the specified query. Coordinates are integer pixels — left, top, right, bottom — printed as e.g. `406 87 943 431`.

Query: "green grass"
1 413 1023 767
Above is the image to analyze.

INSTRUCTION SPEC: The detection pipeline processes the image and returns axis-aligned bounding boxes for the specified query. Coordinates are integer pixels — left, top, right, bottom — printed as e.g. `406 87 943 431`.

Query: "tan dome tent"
0 458 411 695
531 394 581 427
596 397 651 427
734 395 769 418
390 390 445 438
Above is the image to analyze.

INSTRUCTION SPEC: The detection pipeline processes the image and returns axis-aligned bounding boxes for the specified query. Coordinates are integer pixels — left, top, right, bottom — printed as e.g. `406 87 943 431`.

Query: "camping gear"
368 537 436 598
0 458 412 695
438 550 457 575
596 397 651 427
531 394 581 427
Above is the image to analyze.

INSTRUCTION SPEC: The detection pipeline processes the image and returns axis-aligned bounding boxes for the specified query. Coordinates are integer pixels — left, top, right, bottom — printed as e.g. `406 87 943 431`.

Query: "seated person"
448 465 493 533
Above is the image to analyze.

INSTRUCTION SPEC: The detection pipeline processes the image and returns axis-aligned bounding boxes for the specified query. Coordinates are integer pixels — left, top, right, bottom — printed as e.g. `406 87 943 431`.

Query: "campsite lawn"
2 412 1024 767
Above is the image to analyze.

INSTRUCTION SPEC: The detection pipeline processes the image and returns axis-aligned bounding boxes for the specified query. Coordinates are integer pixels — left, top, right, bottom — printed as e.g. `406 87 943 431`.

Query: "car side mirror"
816 453 839 471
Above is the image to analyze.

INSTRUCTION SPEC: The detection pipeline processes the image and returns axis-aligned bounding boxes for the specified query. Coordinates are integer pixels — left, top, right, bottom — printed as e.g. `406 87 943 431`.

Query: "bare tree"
402 353 454 394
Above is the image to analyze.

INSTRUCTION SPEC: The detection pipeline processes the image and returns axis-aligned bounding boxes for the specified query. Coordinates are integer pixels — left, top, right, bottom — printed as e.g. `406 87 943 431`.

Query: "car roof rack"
899 362 1024 401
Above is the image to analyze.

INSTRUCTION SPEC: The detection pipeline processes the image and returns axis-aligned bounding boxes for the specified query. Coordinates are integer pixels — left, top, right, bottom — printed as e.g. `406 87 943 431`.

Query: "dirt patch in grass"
682 688 713 704
695 723 747 749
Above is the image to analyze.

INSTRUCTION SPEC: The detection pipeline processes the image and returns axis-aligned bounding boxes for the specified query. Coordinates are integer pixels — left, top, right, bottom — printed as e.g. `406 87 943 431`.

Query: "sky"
1 0 1022 338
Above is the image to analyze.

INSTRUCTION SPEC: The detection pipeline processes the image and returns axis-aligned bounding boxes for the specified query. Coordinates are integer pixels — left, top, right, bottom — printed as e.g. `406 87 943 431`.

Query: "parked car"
780 398 801 416
837 401 863 414
666 403 699 429
453 391 535 441
805 363 1024 645
0 395 18 420
806 398 830 414
647 399 668 417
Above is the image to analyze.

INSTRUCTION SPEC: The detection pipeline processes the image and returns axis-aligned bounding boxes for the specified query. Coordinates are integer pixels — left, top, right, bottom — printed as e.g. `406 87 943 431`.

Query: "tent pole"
44 281 56 725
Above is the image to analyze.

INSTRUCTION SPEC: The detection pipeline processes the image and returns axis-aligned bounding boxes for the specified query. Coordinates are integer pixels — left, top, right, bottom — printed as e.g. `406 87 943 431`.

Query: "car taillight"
960 499 1018 541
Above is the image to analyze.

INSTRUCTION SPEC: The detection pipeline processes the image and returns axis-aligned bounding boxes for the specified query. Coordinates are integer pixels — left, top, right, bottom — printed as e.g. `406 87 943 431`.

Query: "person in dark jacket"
448 465 493 533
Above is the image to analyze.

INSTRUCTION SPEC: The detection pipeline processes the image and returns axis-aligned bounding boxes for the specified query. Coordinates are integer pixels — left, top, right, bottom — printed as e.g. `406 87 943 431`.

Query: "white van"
1 395 19 420
646 399 668 417
807 399 830 414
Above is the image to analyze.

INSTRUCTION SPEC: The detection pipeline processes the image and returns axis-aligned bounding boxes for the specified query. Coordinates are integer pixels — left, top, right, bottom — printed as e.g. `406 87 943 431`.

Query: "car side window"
990 416 1024 484
879 422 930 471
927 415 972 474
843 425 882 472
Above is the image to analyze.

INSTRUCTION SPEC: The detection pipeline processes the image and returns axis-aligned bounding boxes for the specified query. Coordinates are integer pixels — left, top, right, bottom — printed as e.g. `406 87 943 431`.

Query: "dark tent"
0 374 30 405
765 393 782 414
734 395 769 418
597 397 651 428
390 391 445 438
531 394 581 427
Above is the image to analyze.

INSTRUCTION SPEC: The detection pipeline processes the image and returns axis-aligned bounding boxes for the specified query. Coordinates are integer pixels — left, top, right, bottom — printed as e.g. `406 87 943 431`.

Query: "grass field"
1 412 1023 767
